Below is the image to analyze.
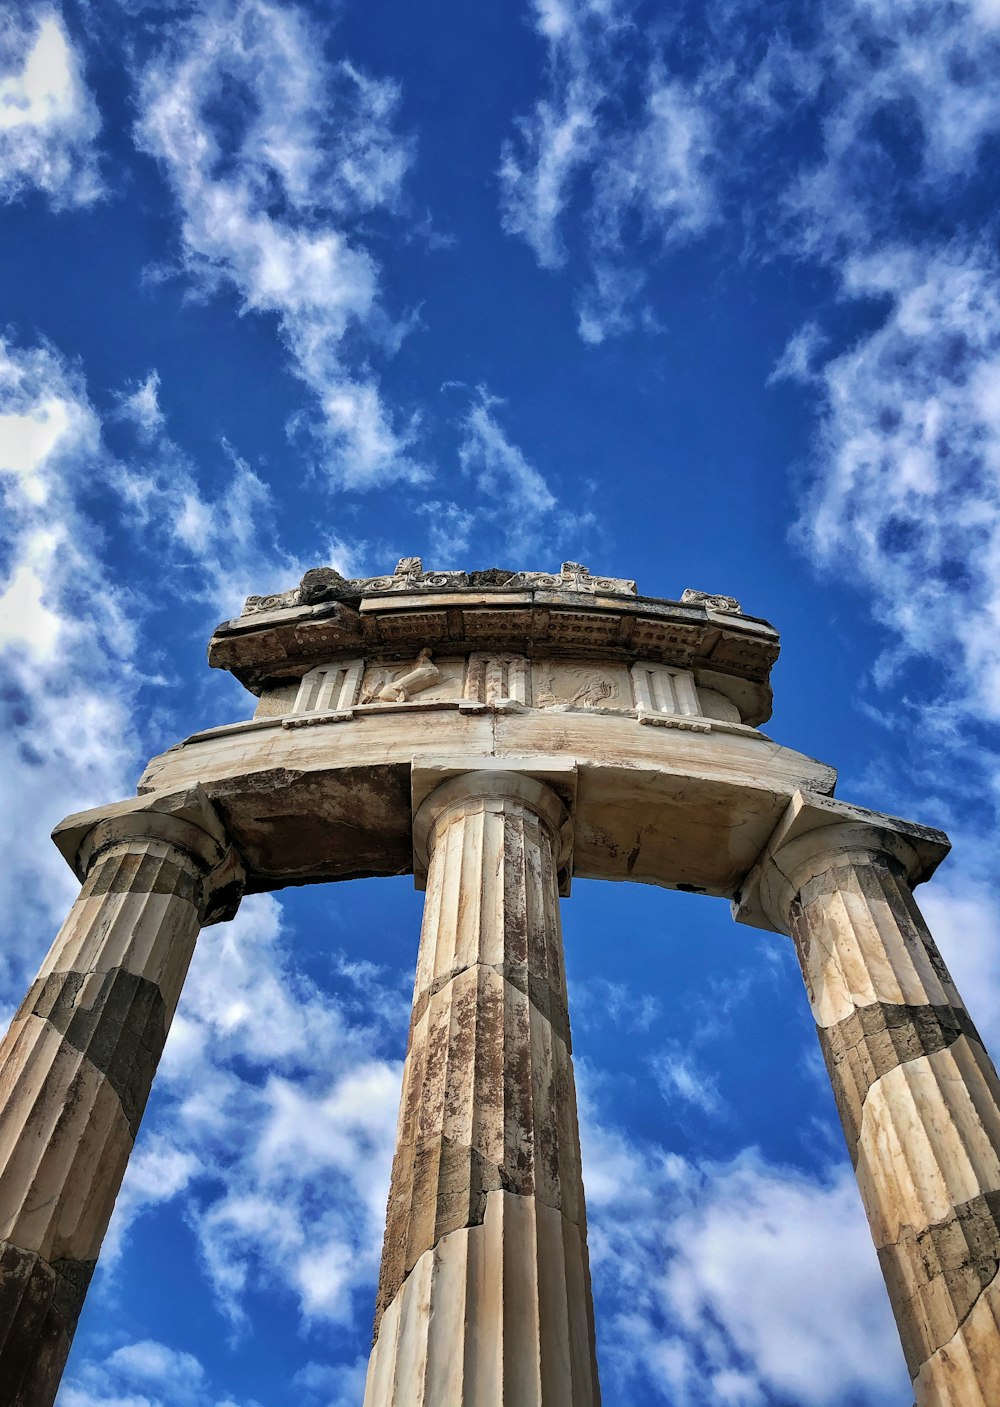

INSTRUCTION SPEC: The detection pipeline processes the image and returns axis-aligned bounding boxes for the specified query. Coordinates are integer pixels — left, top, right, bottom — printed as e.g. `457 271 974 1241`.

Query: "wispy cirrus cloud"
785 244 1000 727
499 0 625 270
501 0 718 341
503 0 1000 333
418 387 595 563
135 0 423 489
0 338 138 993
0 6 102 207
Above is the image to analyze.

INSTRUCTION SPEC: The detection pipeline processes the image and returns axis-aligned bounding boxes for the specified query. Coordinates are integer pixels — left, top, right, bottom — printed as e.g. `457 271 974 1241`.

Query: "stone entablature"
210 560 779 726
263 653 743 732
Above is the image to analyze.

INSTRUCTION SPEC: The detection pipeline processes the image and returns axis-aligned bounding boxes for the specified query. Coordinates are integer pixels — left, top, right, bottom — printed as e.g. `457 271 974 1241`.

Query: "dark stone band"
0 1239 94 1407
85 848 199 906
16 968 167 1137
878 1189 1000 1377
815 999 981 1164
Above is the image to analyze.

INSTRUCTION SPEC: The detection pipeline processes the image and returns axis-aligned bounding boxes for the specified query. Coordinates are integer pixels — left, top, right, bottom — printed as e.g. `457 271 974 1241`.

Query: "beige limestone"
135 707 837 899
365 1191 598 1407
741 798 1000 1400
368 771 600 1405
0 792 244 1407
912 1269 1000 1406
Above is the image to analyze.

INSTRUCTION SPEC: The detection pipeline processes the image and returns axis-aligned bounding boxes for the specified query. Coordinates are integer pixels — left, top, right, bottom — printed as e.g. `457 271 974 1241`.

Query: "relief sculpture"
377 648 442 702
571 677 617 708
533 661 627 712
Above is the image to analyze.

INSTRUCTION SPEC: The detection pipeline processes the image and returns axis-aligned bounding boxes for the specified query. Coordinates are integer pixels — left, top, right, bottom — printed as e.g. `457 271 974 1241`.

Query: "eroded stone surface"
369 773 599 1406
366 1191 600 1407
765 822 1000 1399
0 1238 93 1407
0 804 243 1407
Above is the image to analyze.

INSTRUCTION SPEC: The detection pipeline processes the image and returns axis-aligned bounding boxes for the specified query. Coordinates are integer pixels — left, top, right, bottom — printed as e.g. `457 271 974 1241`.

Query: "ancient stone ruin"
1 559 998 1406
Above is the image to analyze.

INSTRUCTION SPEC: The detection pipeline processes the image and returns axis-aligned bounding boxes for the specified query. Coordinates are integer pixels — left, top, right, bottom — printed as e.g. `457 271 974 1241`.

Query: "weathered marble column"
740 792 1000 1407
364 771 600 1406
0 786 243 1407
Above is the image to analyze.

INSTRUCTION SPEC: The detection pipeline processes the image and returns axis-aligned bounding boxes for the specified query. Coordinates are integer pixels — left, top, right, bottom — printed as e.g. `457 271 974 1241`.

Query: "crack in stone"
816 1002 982 1166
879 1190 1000 1375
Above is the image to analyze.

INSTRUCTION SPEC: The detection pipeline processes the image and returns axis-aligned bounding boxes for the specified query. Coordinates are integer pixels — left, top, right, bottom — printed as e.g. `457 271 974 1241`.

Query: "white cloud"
0 336 320 1007
293 1357 369 1407
116 372 166 440
576 260 648 345
114 436 300 619
793 244 1000 725
0 7 101 206
134 0 422 487
591 73 717 250
60 1335 251 1407
0 339 140 993
579 1094 909 1406
449 388 596 560
499 0 625 269
501 2 716 335
766 2 999 258
504 0 1000 329
102 895 406 1328
653 1044 725 1118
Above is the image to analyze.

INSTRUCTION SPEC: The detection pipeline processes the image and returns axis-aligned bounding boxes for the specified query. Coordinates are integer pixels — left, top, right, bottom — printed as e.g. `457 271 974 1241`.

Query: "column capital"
411 758 576 894
733 790 950 935
51 784 245 924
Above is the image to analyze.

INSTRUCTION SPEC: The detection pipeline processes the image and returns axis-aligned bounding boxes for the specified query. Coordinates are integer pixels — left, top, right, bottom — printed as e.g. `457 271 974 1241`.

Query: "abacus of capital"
1 559 997 1407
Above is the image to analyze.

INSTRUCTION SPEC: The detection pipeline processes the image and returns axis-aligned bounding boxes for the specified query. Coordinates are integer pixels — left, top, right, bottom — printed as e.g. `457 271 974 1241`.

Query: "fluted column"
364 771 600 1406
0 786 244 1407
740 792 1000 1407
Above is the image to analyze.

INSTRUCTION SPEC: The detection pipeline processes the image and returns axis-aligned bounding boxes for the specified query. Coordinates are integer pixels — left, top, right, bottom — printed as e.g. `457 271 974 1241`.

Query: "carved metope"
364 772 600 1407
751 806 1000 1407
0 790 243 1407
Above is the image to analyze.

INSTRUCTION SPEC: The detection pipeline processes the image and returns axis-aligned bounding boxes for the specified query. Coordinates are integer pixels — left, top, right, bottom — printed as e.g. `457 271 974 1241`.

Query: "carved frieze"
358 653 465 706
376 649 441 703
533 660 631 712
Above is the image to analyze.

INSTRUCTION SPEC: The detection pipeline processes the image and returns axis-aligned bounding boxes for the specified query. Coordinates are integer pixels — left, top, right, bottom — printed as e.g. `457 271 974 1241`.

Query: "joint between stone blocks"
410 757 578 896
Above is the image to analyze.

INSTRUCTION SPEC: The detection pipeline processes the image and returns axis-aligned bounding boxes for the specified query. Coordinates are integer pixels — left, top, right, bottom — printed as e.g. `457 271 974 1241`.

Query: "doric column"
0 785 244 1407
364 771 600 1406
737 792 999 1407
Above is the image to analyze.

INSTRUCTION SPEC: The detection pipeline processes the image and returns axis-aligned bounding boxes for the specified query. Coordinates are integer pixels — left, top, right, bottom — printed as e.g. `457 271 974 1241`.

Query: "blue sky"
2 1 1000 1404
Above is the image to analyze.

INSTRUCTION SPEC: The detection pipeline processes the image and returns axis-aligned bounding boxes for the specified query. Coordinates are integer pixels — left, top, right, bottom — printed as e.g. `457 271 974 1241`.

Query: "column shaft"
0 798 241 1407
365 775 600 1406
790 851 1000 1406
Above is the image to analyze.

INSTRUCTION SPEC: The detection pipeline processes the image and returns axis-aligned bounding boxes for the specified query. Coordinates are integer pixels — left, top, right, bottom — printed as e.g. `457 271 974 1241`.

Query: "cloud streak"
135 0 421 487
